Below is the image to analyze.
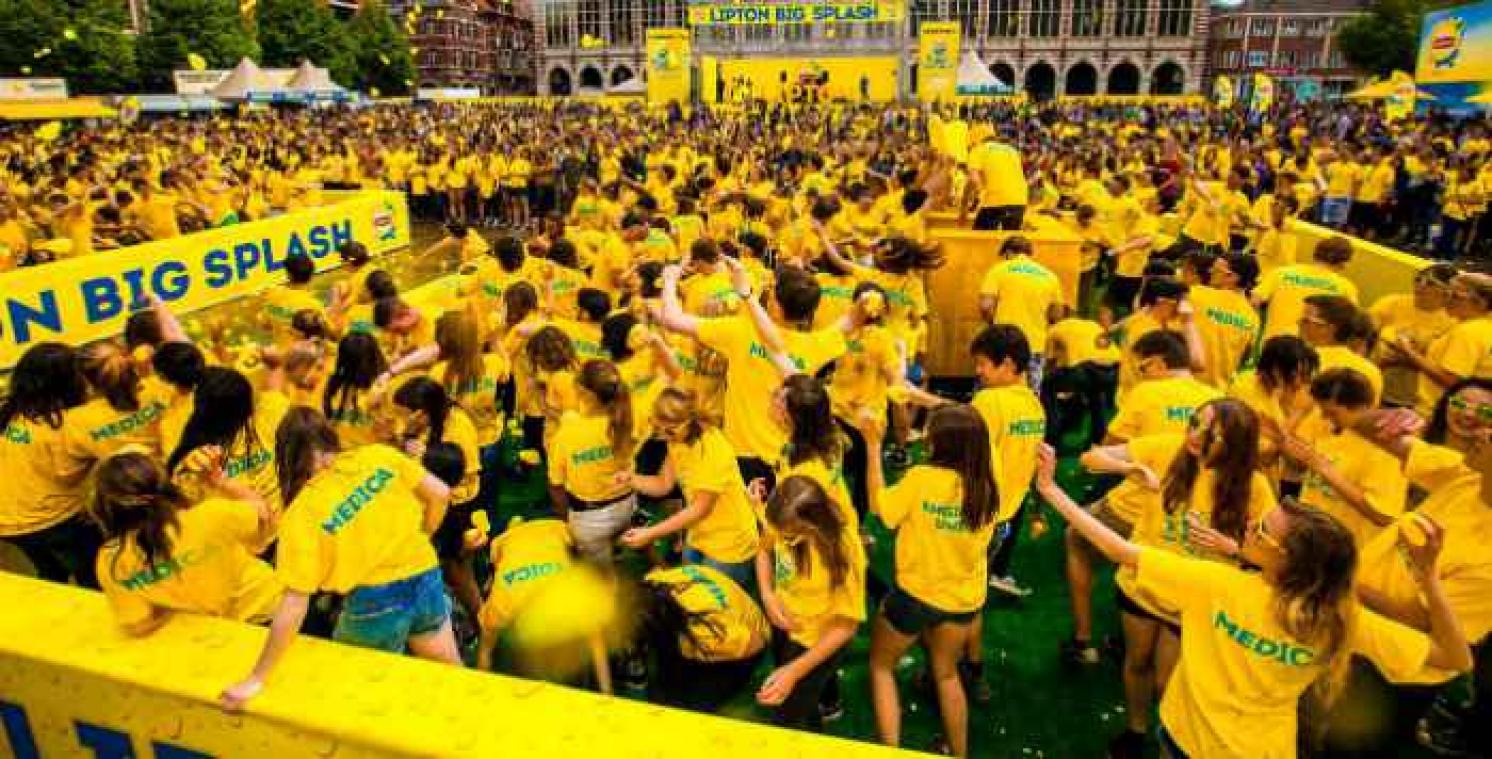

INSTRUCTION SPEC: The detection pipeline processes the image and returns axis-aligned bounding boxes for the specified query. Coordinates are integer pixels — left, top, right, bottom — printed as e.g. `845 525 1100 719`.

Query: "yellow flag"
34 121 62 142
1213 75 1233 109
188 53 208 71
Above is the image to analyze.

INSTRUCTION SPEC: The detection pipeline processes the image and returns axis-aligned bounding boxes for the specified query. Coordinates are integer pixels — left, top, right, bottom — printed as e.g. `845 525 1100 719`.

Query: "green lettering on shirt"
1213 609 1316 666
320 467 395 534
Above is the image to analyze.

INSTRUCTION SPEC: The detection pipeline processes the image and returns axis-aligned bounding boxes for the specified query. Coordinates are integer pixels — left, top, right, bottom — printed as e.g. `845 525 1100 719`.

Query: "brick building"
537 0 1215 99
1207 0 1369 100
388 0 538 94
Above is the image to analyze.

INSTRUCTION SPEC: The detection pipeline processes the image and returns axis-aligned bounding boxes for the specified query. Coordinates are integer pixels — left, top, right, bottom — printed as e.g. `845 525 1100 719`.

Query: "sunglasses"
1253 507 1283 551
1448 395 1492 423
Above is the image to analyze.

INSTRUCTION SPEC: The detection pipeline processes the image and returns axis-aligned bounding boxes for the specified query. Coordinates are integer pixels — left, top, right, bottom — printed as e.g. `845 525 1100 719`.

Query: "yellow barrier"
924 228 1082 376
0 191 411 369
0 573 907 757
1287 220 1428 306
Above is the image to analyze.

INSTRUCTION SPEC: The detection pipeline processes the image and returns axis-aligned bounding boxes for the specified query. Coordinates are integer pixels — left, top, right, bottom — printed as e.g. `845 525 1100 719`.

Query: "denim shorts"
683 547 757 596
333 567 451 653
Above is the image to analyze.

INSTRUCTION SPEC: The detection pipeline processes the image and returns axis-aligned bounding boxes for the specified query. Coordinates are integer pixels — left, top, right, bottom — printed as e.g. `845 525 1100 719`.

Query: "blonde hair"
79 340 141 411
651 387 717 444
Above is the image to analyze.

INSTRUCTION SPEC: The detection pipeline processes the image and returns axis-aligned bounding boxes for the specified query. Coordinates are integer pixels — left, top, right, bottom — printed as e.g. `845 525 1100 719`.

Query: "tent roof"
956 50 1009 92
608 76 644 95
211 58 280 100
286 60 344 93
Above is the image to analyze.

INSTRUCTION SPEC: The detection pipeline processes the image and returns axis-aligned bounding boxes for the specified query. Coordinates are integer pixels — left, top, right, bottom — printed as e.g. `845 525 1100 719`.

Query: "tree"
344 0 416 95
137 0 258 91
256 0 353 86
0 0 137 93
0 0 62 80
1336 0 1428 78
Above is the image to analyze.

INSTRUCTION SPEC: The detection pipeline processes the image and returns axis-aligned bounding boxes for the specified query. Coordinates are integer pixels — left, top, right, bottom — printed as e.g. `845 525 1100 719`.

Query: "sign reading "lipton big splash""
0 191 410 369
687 0 904 25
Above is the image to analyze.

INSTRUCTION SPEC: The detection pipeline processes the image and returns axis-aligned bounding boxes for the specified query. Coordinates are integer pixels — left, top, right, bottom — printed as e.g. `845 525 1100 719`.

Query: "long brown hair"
1273 499 1359 708
526 325 579 373
781 374 843 469
766 475 850 588
274 406 341 505
1161 399 1257 543
436 310 485 399
79 341 141 412
90 452 188 568
926 405 998 531
578 359 634 459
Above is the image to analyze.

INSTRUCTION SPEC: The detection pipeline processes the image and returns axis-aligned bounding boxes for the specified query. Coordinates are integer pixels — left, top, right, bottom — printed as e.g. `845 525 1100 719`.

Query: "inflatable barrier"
0 573 909 758
0 191 411 370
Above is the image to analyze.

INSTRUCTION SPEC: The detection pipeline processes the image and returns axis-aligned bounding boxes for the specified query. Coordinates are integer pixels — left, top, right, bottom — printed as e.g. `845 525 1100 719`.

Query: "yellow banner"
646 28 692 104
1213 75 1233 108
0 573 906 758
917 21 960 103
0 191 410 369
687 1 904 25
1385 70 1417 121
1250 73 1274 114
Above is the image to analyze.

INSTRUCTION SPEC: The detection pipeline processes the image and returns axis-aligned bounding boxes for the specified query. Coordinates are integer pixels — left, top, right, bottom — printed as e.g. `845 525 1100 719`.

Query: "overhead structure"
955 49 1011 95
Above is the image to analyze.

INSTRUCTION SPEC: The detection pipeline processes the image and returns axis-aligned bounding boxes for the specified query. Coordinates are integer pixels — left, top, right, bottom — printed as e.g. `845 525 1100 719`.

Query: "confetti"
62 28 78 41
187 53 208 71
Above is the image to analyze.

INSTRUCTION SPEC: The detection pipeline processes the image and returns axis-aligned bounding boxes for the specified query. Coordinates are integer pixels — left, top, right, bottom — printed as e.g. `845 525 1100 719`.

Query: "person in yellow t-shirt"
639 563 769 712
1437 161 1484 260
321 332 391 449
0 343 99 587
1253 235 1359 340
162 367 290 508
62 341 168 461
547 360 638 563
1389 272 1492 416
220 408 458 711
1298 294 1383 406
859 405 1000 758
1352 150 1397 241
1252 194 1300 276
979 235 1066 383
622 388 762 589
751 475 866 731
261 254 325 347
1370 264 1457 409
1035 449 1471 759
1078 400 1275 754
505 147 533 229
1104 197 1161 320
92 452 280 634
965 133 1029 230
1284 369 1405 549
774 374 857 519
1189 253 1261 390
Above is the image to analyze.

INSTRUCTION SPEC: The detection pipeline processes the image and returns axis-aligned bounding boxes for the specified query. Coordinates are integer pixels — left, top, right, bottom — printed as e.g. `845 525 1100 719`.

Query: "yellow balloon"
34 121 62 142
187 53 208 71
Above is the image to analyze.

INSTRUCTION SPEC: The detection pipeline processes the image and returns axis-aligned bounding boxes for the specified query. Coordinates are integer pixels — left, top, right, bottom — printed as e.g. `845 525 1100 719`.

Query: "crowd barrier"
0 191 411 370
0 573 907 758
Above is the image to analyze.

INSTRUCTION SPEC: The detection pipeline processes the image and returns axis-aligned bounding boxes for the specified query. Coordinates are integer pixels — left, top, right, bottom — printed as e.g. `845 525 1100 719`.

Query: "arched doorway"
1024 61 1056 101
548 67 572 96
990 62 1016 92
579 66 604 89
611 65 635 87
1065 61 1098 96
1150 61 1185 95
1107 62 1140 95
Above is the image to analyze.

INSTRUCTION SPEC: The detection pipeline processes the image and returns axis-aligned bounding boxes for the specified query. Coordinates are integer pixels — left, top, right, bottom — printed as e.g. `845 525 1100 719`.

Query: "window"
610 2 635 44
1250 18 1275 36
1158 0 1192 37
1116 0 1146 37
577 0 601 41
1278 50 1297 67
1072 0 1103 37
989 0 1021 37
1301 50 1321 69
1030 0 1059 37
1224 50 1241 68
911 0 939 35
645 1 671 29
1281 20 1299 36
951 0 979 37
545 0 573 48
1328 50 1346 68
1247 50 1270 68
1304 19 1327 37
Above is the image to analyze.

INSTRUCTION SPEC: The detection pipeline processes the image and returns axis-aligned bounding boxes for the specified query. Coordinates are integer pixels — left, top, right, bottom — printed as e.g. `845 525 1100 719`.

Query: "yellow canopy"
1346 79 1395 100
1467 91 1492 104
0 99 117 121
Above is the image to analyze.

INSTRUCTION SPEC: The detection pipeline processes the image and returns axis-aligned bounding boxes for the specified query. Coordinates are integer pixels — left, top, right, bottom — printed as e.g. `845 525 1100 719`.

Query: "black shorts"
1349 201 1379 231
880 586 977 636
973 205 1025 232
1105 275 1142 311
1116 585 1180 635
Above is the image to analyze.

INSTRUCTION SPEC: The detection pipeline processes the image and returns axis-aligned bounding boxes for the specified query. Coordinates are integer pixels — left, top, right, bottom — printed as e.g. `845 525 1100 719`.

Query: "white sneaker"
988 575 1033 597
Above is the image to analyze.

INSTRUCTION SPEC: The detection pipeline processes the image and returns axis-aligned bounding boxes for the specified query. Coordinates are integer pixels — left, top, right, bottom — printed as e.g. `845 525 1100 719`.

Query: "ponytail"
652 387 714 444
435 310 485 398
166 368 257 477
80 341 142 412
393 376 453 449
274 406 340 505
90 452 188 570
579 359 633 458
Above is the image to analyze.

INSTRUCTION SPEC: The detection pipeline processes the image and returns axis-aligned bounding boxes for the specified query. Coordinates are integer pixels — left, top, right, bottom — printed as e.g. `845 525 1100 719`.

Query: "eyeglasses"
1297 315 1328 328
1448 395 1492 423
1253 508 1283 551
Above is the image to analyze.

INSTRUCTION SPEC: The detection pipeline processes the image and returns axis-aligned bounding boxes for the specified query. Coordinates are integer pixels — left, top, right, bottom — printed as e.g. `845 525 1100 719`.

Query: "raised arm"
656 264 702 338
1036 445 1141 566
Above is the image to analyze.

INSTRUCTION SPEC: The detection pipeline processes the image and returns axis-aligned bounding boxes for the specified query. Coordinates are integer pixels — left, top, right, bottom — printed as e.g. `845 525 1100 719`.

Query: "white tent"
285 60 345 96
607 75 644 95
209 58 281 101
956 50 1011 95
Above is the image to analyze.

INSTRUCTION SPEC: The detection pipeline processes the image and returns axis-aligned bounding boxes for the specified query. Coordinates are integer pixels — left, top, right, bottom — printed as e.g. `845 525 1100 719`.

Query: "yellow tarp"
0 99 117 121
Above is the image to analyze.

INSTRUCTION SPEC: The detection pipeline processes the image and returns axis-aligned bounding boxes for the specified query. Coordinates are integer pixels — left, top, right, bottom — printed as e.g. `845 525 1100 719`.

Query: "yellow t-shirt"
1369 294 1456 408
1315 345 1384 406
62 393 169 461
479 519 574 632
829 325 900 422
1254 227 1298 276
554 318 608 362
967 141 1029 208
430 354 510 447
275 444 438 594
1188 286 1259 390
769 515 868 648
878 465 999 613
1299 430 1406 548
681 271 742 317
1138 549 1430 759
1114 311 1178 402
1115 434 1275 620
979 255 1065 352
435 407 482 505
547 411 631 503
695 315 847 462
971 384 1046 523
646 564 768 662
776 458 855 521
812 273 857 331
165 390 290 508
1355 441 1492 682
0 415 91 536
1254 263 1359 341
1108 375 1222 443
262 285 324 346
1417 316 1492 415
96 498 281 625
670 428 761 564
1048 318 1121 367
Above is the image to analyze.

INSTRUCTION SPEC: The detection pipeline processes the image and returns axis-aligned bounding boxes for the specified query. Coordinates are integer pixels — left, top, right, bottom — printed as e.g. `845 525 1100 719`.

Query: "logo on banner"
1429 16 1466 69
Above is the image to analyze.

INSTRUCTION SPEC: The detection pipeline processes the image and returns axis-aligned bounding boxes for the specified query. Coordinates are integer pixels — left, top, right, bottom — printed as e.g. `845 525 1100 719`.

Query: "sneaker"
818 698 845 723
1060 638 1101 666
988 574 1033 598
1417 704 1476 758
1107 729 1145 759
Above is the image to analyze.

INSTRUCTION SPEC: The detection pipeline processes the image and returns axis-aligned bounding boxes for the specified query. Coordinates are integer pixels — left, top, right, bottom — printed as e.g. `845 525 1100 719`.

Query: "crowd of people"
2 97 1492 758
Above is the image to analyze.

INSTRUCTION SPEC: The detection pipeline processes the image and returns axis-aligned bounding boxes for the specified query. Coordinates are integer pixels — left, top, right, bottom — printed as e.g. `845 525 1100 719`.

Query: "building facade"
1206 0 1368 100
536 0 1213 98
389 0 538 94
